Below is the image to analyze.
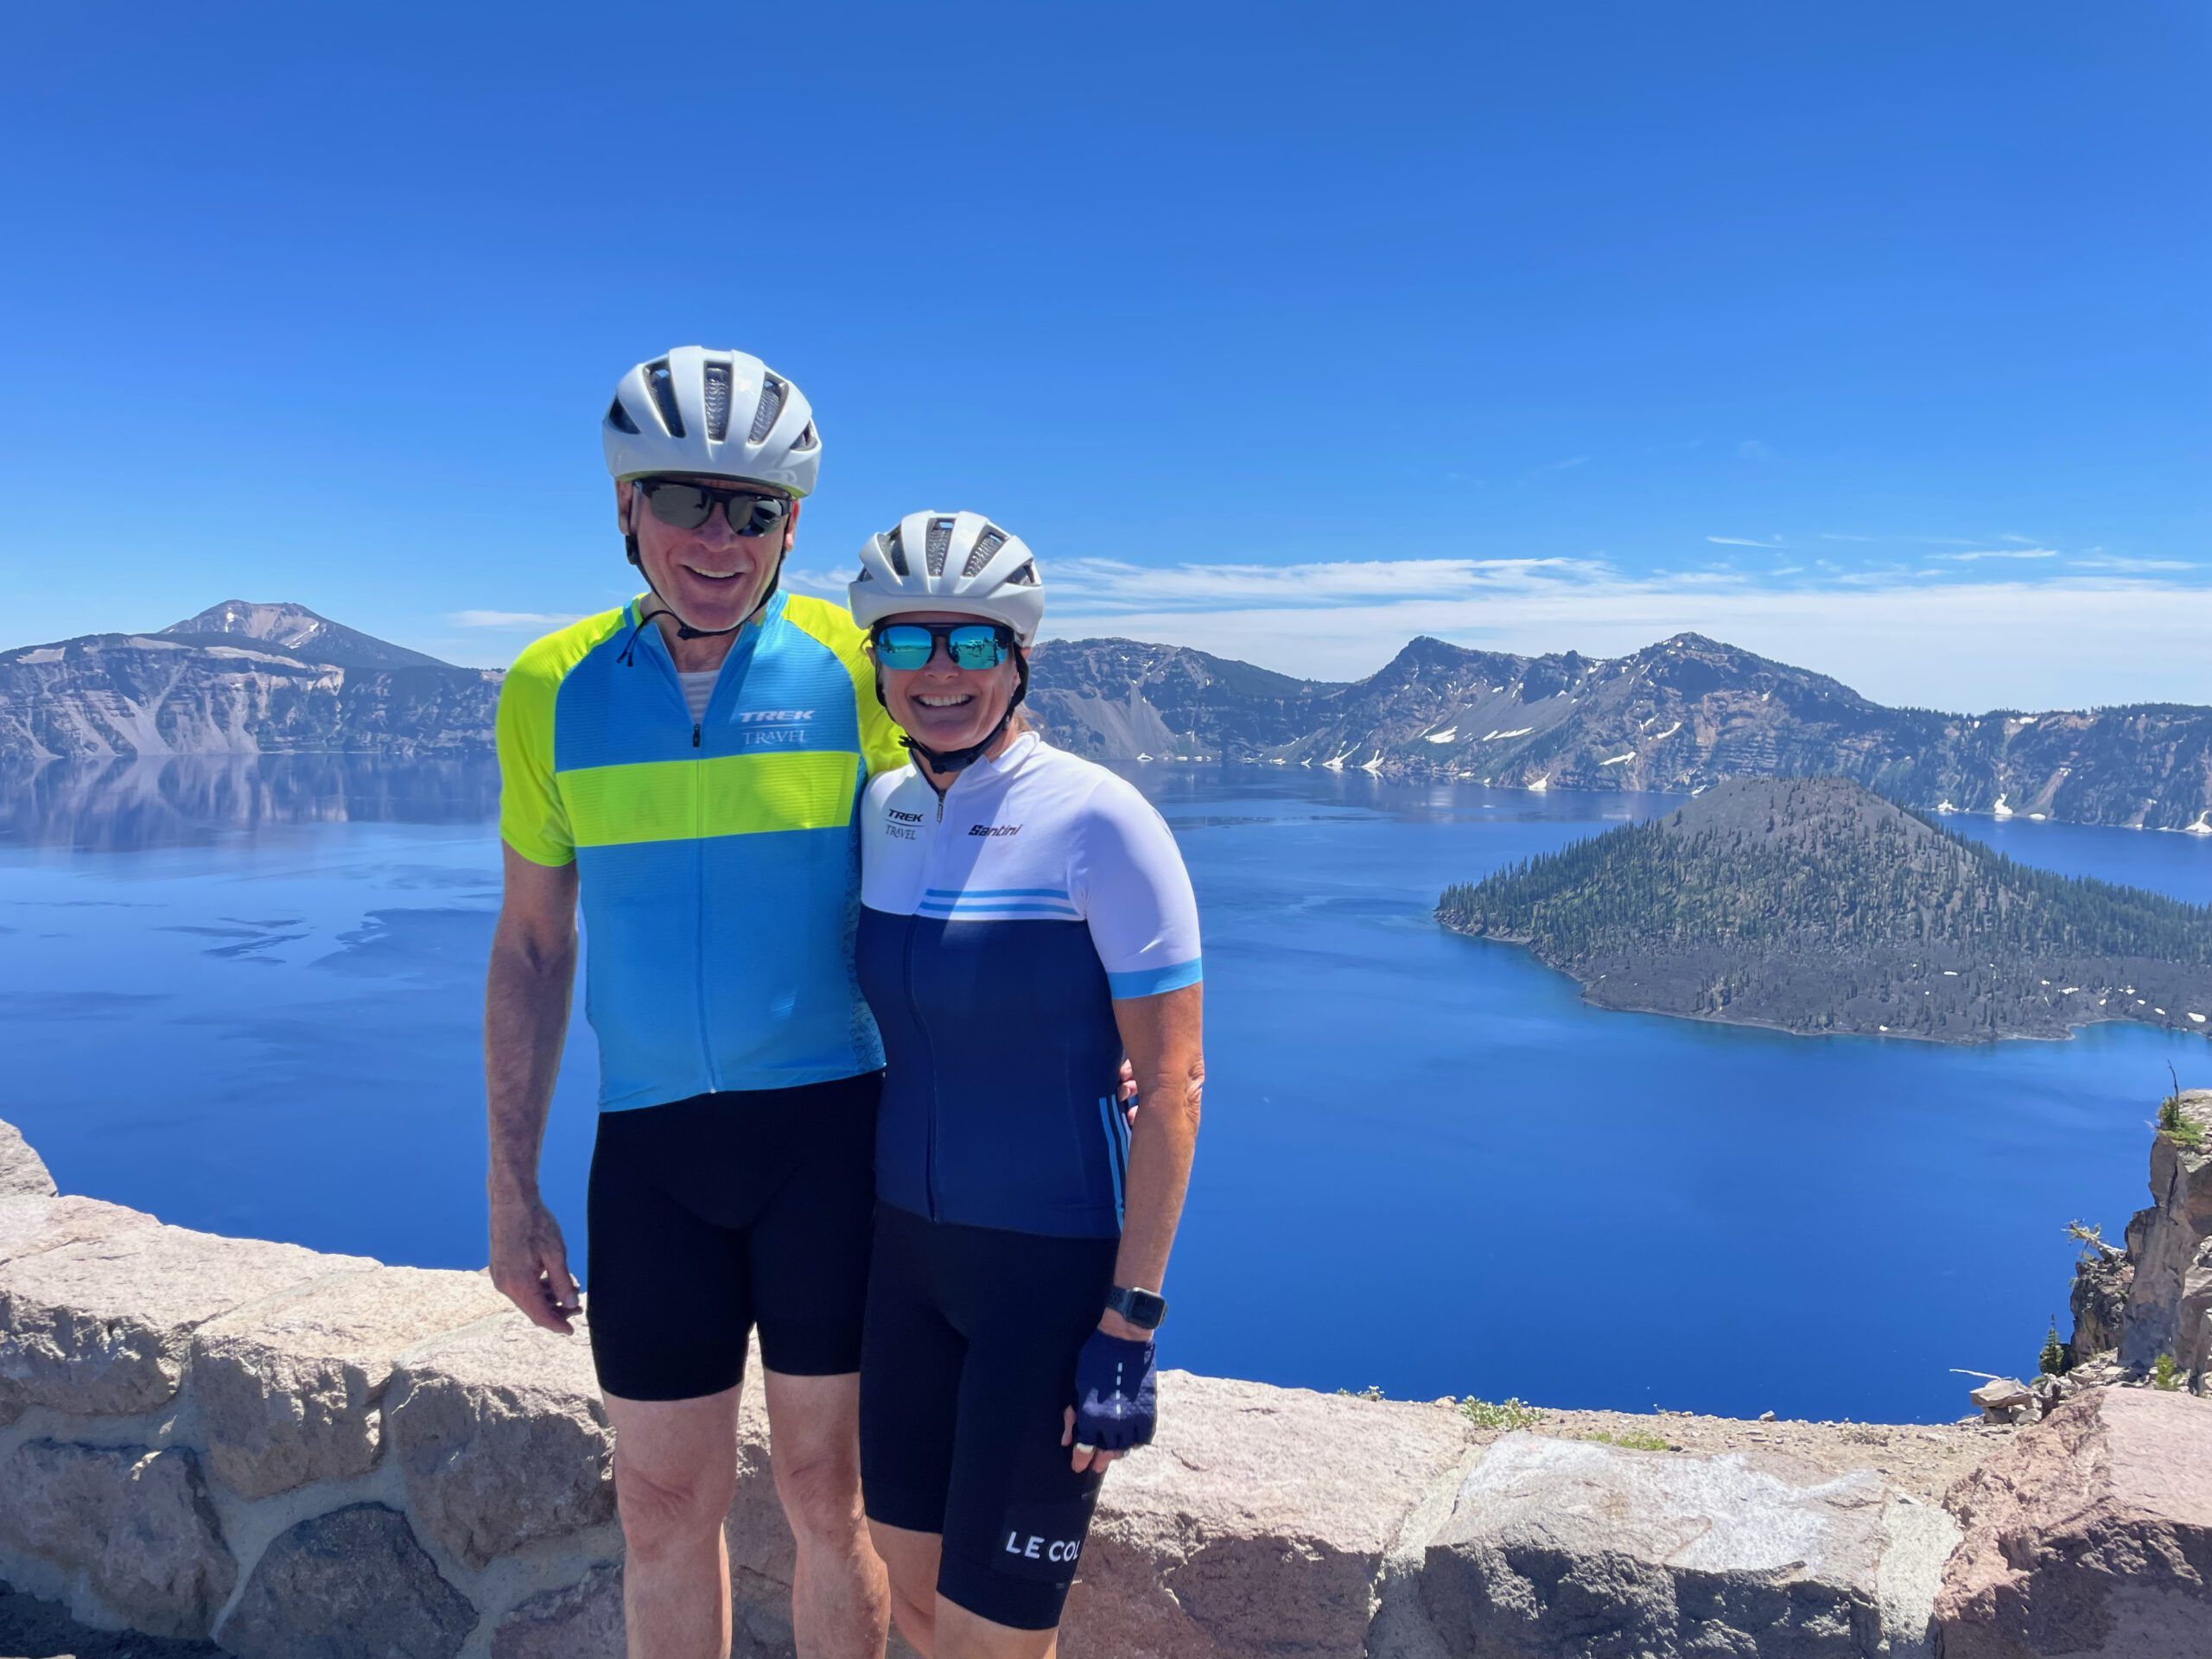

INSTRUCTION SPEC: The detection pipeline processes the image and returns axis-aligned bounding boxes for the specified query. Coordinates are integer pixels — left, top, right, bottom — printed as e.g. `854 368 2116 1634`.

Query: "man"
486 346 902 1658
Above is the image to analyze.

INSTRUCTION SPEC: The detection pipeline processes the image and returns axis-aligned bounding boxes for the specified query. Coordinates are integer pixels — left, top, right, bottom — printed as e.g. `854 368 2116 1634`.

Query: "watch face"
1116 1287 1167 1328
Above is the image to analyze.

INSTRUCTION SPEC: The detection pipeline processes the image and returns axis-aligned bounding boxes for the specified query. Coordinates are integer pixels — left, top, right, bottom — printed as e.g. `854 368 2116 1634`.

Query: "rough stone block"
1418 1433 1958 1658
1936 1385 2212 1658
0 1440 236 1640
0 1197 158 1427
0 1223 366 1418
217 1503 476 1659
0 1118 57 1198
191 1263 512 1498
0 1194 156 1266
1062 1372 1474 1657
385 1311 615 1568
491 1560 624 1659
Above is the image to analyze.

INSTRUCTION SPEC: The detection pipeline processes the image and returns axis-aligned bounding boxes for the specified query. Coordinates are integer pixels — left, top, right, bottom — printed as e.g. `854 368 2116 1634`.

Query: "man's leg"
764 1368 889 1658
603 1386 741 1659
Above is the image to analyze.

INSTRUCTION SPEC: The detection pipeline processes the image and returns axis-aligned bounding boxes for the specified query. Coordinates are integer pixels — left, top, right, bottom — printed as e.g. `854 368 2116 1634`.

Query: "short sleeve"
496 650 574 867
1072 775 1202 999
858 674 908 778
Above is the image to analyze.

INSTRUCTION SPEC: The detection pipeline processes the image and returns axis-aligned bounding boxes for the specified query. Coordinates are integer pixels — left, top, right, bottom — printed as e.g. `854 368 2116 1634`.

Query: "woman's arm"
1103 982 1205 1332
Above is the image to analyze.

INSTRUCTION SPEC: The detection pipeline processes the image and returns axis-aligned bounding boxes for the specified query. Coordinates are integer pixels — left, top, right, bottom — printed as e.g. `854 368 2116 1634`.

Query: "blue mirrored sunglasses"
871 622 1015 671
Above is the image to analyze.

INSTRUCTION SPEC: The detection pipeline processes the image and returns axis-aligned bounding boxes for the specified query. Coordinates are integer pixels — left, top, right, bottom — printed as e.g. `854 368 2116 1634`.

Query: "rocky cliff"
5 1111 2211 1657
2069 1089 2212 1388
0 611 497 762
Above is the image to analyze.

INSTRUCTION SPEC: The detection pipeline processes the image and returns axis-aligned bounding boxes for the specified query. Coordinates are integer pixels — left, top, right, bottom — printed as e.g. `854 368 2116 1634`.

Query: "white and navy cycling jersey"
857 732 1202 1238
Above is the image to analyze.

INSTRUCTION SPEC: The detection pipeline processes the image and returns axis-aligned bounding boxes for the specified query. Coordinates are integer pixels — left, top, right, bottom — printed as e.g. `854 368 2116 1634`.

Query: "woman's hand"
1062 1324 1158 1472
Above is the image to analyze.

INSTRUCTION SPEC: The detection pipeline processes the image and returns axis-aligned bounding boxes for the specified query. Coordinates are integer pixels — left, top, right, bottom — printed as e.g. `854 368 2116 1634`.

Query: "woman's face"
874 610 1021 756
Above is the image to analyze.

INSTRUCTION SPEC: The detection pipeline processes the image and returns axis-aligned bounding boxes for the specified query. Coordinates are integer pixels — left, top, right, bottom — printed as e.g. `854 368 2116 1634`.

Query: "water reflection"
0 755 501 850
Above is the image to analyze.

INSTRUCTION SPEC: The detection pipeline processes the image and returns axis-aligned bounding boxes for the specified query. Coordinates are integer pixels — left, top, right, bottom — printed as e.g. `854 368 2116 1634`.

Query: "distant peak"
156 601 449 671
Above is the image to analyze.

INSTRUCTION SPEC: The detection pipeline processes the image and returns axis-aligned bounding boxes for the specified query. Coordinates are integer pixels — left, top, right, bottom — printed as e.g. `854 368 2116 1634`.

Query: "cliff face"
2069 1089 2212 1387
0 634 498 762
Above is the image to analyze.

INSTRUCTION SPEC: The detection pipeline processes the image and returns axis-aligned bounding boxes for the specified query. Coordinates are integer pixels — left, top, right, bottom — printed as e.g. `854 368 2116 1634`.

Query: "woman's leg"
868 1519 944 1656
930 1227 1119 1650
859 1203 967 1658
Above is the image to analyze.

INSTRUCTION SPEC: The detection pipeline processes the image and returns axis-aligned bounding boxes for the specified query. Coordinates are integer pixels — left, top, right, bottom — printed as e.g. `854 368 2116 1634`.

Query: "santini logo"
968 823 1021 838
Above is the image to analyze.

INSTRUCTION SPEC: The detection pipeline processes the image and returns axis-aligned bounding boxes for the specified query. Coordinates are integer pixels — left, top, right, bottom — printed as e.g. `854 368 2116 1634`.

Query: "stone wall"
3 1109 2206 1658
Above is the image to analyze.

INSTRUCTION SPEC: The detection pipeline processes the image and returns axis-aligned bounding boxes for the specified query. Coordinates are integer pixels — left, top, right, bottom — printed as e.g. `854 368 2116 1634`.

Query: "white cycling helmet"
602 346 821 497
848 511 1046 646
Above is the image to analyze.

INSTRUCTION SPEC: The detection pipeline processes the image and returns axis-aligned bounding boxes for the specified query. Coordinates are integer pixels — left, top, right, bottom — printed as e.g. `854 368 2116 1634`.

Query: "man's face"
617 475 800 631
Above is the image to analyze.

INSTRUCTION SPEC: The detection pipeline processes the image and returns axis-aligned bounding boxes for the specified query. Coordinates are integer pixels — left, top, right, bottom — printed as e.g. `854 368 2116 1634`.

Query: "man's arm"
486 843 583 1332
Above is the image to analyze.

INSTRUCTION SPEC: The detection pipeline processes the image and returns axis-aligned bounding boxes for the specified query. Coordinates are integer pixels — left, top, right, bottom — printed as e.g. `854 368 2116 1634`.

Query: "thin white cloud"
1706 536 1787 550
1934 548 2060 563
449 609 584 629
2069 555 2199 573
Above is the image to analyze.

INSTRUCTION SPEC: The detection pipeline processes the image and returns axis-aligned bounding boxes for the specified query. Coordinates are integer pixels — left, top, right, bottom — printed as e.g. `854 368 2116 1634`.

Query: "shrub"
1459 1396 1543 1430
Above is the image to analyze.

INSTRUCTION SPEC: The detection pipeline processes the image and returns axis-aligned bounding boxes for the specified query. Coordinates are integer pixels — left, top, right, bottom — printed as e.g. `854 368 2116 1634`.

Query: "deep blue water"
3 758 2208 1422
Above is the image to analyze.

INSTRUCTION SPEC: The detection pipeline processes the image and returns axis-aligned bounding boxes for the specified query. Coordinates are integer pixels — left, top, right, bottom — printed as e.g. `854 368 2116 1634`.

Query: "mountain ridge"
4 606 2210 835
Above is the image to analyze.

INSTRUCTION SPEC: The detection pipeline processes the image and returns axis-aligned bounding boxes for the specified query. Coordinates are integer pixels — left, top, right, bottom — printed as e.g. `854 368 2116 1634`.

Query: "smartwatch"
1104 1284 1167 1331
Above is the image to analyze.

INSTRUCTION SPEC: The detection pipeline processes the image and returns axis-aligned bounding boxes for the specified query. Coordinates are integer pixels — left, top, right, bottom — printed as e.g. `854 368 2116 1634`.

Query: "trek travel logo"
730 708 816 750
968 823 1021 838
884 807 924 842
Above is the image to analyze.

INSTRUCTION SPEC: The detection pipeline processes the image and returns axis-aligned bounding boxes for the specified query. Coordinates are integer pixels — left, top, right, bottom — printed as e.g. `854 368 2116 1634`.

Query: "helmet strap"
893 652 1030 776
625 525 786 641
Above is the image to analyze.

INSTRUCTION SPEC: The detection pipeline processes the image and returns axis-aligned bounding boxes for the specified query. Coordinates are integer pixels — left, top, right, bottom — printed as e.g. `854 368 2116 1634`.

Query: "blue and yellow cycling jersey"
497 591 906 1110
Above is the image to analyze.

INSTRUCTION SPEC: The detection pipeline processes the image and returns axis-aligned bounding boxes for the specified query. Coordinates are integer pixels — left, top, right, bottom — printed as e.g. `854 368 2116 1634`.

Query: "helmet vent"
884 527 909 578
702 361 733 442
748 375 786 444
962 529 1007 577
605 396 640 435
793 422 818 451
925 518 954 577
645 360 684 437
1006 560 1039 586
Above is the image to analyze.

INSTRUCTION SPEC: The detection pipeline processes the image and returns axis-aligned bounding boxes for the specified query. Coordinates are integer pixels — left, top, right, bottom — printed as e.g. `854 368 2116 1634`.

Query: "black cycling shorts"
585 1073 880 1400
859 1199 1122 1631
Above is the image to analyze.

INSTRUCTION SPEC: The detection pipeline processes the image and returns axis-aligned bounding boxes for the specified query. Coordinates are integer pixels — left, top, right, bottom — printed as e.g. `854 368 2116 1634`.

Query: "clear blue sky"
3 1 2205 709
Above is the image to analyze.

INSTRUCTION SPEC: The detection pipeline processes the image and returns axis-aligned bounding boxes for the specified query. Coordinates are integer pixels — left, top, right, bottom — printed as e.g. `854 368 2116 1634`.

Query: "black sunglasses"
870 621 1016 671
634 479 791 537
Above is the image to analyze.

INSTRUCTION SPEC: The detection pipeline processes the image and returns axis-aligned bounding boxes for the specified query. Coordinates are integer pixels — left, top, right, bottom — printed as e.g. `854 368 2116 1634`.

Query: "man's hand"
490 1194 581 1335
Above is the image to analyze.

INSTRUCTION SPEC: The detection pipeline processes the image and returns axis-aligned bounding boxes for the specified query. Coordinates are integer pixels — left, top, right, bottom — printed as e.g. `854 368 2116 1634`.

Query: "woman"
847 512 1205 1657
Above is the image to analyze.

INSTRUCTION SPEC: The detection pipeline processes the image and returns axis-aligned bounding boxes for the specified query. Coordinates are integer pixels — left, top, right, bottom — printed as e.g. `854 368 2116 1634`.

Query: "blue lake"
3 758 2208 1423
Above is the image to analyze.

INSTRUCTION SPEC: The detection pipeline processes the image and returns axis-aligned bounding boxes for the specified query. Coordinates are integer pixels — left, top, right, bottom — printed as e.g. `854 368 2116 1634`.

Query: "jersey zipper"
912 763 964 1219
642 612 724 1093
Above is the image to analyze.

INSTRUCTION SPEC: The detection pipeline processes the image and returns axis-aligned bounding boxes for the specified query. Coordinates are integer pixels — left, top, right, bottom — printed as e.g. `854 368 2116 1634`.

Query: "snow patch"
1599 753 1633 766
1424 727 1458 744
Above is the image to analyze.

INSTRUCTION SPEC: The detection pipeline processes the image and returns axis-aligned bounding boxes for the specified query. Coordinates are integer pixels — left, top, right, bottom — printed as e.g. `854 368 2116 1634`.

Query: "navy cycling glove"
1071 1331 1157 1451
